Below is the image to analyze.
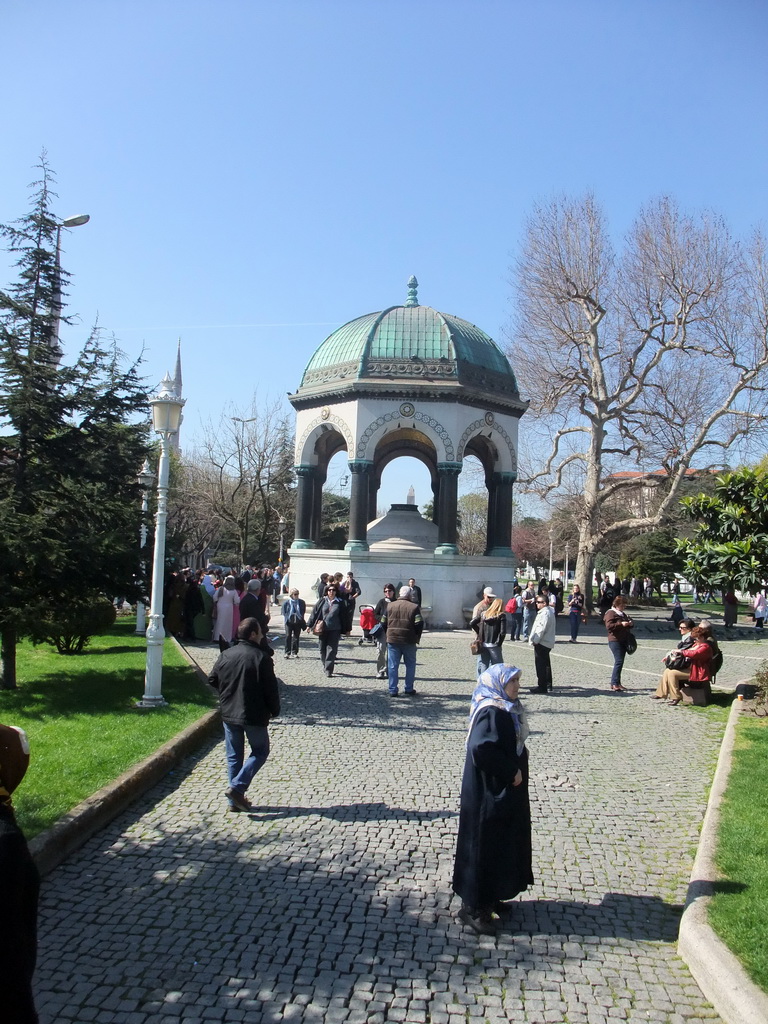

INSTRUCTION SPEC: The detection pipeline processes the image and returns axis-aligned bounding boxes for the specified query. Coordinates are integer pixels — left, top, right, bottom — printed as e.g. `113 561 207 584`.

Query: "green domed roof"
294 278 521 406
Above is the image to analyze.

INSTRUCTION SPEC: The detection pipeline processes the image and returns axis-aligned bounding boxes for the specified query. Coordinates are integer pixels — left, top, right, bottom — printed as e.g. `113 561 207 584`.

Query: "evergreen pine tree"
0 157 150 687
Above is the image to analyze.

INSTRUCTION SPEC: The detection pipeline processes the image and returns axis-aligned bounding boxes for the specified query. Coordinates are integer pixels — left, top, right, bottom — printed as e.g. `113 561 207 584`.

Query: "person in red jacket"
656 624 713 706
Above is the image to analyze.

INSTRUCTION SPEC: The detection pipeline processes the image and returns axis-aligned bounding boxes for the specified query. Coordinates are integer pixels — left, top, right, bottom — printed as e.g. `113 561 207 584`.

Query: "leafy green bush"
753 661 768 717
33 597 117 655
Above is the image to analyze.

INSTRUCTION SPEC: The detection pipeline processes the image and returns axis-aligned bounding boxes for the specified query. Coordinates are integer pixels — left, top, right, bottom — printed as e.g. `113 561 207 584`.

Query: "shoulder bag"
664 650 687 670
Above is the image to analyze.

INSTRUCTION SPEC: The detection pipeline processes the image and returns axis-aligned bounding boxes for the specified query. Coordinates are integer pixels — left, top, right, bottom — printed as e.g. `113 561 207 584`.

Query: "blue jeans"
608 640 626 687
569 610 581 641
387 642 417 694
523 606 536 640
512 613 524 641
223 722 270 796
477 644 504 676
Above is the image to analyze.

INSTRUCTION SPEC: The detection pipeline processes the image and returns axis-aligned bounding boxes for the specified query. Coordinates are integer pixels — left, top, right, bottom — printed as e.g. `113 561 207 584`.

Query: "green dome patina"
294 277 521 407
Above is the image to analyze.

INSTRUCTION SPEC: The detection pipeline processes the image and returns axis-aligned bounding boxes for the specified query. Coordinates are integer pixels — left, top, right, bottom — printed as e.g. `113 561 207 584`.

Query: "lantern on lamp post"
137 374 185 708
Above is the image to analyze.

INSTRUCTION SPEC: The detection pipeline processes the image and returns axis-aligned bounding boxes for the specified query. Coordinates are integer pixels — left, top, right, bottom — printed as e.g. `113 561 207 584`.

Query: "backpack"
505 597 518 614
709 641 724 676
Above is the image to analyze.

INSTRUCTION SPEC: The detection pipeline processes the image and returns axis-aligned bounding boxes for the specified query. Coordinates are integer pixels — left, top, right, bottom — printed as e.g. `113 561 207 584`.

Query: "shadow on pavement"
247 802 456 823
507 891 683 942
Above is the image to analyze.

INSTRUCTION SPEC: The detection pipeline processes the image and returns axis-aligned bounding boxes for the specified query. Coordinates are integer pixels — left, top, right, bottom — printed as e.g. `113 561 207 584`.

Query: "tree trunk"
1 626 17 690
575 543 596 614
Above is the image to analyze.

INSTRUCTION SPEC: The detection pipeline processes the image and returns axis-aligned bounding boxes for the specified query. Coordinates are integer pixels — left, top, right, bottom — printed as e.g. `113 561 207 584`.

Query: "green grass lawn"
0 621 216 838
709 713 768 992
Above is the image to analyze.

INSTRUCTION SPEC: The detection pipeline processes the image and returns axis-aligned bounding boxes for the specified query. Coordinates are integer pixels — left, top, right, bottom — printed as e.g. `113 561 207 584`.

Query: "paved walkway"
34 618 758 1024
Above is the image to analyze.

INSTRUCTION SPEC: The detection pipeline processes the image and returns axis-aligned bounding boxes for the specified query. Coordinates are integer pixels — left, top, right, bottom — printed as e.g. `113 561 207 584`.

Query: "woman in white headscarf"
213 575 241 644
452 664 534 935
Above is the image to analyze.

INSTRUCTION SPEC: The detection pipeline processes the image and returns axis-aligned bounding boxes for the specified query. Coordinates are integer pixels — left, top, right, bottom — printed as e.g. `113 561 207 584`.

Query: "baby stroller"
358 605 377 645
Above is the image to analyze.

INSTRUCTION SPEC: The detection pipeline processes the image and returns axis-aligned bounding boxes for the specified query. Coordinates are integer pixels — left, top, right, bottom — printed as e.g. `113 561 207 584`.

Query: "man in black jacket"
239 578 269 635
407 578 422 607
208 617 280 812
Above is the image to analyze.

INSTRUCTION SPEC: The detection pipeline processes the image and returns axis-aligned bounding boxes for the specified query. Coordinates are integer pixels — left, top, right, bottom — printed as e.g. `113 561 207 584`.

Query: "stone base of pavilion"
286 546 517 628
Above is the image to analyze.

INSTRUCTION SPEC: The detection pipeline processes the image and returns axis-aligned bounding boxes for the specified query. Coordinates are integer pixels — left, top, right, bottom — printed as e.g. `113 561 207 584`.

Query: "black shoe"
225 788 252 812
404 689 418 696
528 687 549 694
458 905 495 936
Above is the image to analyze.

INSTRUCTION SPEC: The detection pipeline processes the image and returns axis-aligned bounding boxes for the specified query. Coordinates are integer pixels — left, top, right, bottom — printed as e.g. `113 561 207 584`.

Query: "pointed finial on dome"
405 275 419 307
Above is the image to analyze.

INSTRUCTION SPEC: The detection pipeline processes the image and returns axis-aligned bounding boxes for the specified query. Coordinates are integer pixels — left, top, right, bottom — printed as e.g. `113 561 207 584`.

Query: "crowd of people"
159 564 289 646
468 578 585 695
159 565 741 709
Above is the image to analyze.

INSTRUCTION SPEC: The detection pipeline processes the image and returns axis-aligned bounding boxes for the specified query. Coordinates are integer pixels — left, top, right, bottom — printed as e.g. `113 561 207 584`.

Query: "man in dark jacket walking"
239 578 269 635
381 586 423 696
208 617 280 812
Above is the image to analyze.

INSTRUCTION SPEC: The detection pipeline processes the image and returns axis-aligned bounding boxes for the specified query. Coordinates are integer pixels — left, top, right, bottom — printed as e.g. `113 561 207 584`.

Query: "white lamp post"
50 214 90 365
138 374 185 708
135 458 156 635
548 528 554 580
564 541 570 584
278 515 286 567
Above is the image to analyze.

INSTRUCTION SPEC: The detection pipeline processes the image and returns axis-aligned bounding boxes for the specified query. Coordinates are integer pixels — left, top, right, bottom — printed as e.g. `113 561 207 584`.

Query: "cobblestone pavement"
35 616 758 1024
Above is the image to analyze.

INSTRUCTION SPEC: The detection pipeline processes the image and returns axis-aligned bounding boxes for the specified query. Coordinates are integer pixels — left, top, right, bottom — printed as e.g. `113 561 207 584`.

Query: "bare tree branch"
507 195 768 605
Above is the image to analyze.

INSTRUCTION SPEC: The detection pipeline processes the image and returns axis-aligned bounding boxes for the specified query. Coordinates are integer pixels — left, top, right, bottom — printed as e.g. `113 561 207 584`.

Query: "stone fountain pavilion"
287 277 527 626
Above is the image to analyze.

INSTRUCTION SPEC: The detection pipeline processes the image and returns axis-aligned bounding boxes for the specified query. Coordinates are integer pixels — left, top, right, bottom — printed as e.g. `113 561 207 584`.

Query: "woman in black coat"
452 664 533 935
306 584 345 677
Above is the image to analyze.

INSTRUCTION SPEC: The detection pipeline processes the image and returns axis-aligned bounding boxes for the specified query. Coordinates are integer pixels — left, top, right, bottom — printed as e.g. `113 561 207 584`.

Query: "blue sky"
3 0 767 510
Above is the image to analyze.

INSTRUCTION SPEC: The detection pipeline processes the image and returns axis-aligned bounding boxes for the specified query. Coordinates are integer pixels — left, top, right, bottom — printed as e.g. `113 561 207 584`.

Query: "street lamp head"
278 515 286 535
137 458 156 490
60 214 90 228
150 373 185 435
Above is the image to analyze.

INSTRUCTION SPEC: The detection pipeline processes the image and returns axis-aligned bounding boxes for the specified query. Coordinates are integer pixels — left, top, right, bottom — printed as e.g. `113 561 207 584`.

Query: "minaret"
407 485 416 505
172 338 183 397
169 339 183 453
